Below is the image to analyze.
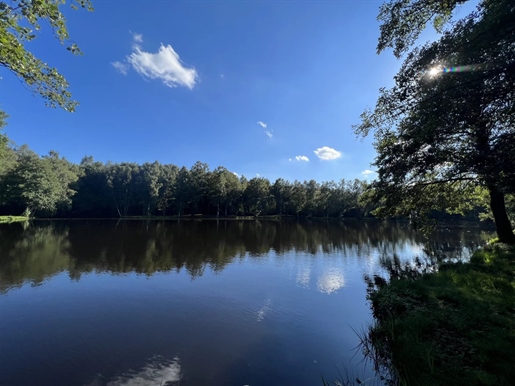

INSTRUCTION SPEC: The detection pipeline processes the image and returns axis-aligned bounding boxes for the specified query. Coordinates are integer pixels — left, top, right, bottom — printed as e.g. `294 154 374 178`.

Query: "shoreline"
364 242 515 385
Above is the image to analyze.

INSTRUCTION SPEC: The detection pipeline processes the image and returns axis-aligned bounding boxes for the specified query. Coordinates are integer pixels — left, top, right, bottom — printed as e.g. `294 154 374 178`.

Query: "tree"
208 167 240 217
356 0 515 242
271 178 292 216
106 162 139 217
189 161 209 214
244 177 274 216
0 112 15 178
376 0 469 58
137 162 163 215
290 180 307 218
42 150 80 214
1 147 79 215
172 167 191 217
318 181 336 219
72 156 113 217
0 0 93 112
156 164 178 216
303 180 320 218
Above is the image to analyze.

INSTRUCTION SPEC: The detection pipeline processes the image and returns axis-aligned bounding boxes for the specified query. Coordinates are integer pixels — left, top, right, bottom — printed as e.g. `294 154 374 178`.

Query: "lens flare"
424 64 484 78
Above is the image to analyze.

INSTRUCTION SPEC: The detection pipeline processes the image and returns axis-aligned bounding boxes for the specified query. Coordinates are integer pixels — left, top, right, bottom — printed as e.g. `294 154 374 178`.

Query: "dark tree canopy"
359 0 515 242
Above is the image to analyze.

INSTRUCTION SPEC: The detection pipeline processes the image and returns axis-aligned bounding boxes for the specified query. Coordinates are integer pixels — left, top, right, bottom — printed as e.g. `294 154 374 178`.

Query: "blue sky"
0 0 476 182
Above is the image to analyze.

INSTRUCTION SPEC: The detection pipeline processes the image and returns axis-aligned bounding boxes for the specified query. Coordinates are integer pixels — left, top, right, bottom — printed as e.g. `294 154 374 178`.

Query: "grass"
365 242 515 386
0 215 29 223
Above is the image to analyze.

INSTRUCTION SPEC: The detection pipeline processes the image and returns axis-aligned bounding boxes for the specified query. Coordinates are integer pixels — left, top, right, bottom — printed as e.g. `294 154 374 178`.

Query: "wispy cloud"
295 155 309 162
111 61 129 75
314 146 342 161
113 33 198 89
265 130 273 138
361 169 375 176
256 173 260 177
232 172 239 177
132 32 143 44
257 121 267 128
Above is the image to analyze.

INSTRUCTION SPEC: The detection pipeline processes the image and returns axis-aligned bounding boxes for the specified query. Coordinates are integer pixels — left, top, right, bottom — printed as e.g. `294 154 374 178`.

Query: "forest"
0 124 504 221
0 130 375 218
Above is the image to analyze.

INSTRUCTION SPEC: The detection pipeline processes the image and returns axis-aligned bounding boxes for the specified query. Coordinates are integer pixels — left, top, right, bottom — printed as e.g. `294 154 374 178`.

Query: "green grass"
366 242 515 386
0 215 29 223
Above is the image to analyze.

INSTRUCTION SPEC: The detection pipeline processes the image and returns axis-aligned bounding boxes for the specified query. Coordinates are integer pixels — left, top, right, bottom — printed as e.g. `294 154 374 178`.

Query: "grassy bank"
0 216 29 223
366 243 515 385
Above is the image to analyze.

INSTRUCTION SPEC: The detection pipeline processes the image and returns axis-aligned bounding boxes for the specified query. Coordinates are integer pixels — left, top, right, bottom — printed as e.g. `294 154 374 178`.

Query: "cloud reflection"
256 298 272 322
317 268 345 294
106 356 181 386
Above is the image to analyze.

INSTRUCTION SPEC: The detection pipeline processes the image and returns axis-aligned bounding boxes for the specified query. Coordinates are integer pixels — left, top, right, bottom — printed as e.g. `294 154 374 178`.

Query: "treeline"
0 142 374 218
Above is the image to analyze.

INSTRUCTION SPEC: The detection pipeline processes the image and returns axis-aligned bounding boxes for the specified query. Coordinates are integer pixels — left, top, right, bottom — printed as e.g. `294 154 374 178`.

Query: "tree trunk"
488 185 515 244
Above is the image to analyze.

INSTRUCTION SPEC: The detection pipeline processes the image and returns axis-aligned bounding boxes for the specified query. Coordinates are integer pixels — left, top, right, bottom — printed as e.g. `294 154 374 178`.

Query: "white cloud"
265 130 273 138
289 158 292 161
295 155 309 162
232 172 239 177
361 169 375 176
114 33 198 89
256 173 260 177
111 61 129 75
128 43 198 89
314 146 342 161
257 121 267 128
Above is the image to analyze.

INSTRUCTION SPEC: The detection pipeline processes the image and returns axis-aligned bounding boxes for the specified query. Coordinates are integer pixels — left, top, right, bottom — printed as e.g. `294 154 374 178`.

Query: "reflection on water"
317 268 345 294
0 220 493 386
256 298 272 322
86 356 181 386
296 267 311 288
0 220 491 293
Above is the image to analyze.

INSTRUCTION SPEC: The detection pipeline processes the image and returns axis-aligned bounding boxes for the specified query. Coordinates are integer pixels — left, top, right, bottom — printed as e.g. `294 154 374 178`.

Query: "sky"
0 0 476 183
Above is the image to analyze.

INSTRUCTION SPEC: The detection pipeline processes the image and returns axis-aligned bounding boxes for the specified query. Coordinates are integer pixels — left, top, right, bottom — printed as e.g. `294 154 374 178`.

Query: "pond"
0 220 492 386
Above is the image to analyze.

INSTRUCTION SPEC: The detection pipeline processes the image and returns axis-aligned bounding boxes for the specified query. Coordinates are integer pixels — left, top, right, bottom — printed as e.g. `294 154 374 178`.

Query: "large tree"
1 147 79 215
357 0 515 242
0 0 93 112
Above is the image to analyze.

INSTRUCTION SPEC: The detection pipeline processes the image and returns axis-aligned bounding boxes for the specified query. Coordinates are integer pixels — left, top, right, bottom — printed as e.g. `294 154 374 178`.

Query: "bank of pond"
364 242 515 385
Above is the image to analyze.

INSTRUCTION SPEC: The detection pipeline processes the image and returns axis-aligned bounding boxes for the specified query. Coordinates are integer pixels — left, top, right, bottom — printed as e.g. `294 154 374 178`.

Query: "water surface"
0 220 491 385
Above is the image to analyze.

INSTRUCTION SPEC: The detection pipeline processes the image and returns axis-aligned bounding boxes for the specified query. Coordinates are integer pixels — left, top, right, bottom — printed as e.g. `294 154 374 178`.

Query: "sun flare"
428 67 440 77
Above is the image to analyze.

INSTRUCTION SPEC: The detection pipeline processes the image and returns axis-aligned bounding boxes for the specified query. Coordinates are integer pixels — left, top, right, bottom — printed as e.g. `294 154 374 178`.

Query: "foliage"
0 132 499 221
376 0 469 58
0 146 79 215
363 243 515 385
357 0 515 242
0 0 93 112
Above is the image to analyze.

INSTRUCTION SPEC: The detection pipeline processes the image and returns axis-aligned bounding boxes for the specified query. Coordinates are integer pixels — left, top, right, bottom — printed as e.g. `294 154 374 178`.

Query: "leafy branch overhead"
377 0 468 57
0 0 93 112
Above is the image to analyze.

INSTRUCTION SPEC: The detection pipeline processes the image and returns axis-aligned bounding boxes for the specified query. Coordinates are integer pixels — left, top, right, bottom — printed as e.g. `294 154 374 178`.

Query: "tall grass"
362 243 515 385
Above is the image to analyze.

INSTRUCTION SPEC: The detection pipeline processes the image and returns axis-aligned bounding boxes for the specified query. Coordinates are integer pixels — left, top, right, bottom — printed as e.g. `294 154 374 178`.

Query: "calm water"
0 220 492 386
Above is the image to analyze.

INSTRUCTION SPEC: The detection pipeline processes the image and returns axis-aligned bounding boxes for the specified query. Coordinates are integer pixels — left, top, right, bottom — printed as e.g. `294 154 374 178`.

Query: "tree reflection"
0 220 493 292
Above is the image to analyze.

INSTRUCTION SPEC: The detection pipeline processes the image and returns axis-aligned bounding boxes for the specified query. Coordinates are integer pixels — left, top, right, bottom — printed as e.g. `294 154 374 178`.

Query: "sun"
428 67 441 77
